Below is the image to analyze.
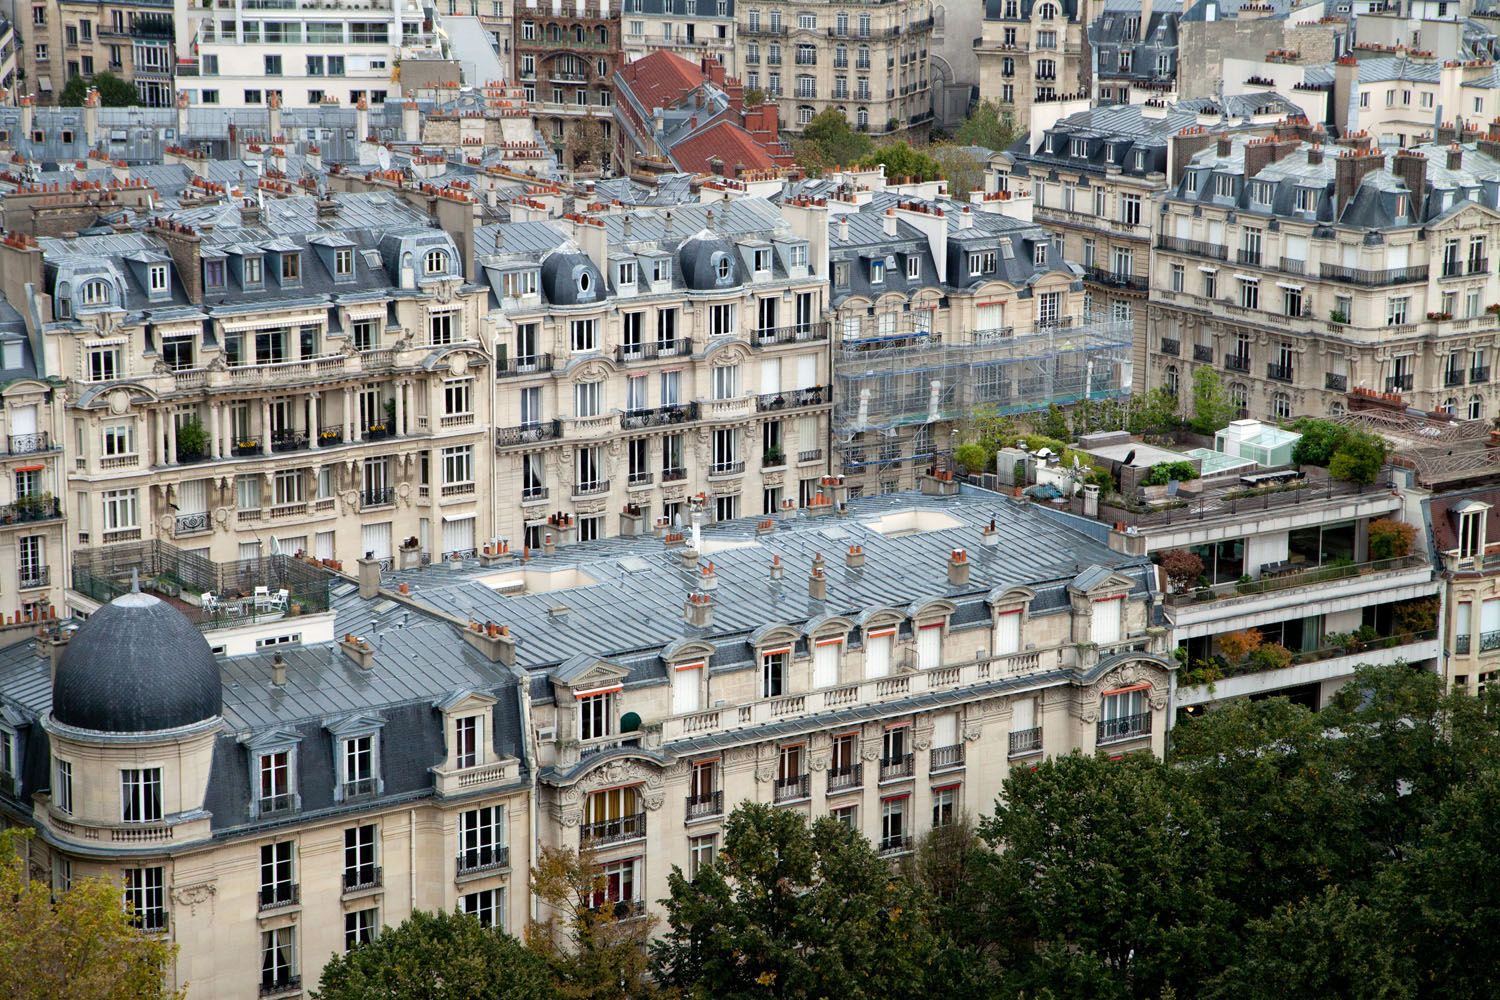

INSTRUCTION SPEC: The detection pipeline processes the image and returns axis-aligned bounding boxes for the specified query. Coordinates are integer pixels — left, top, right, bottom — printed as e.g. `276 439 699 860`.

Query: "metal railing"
686 790 722 820
497 353 553 377
580 812 645 846
1446 369 1467 388
522 485 549 502
755 385 827 412
342 865 382 891
1237 248 1263 267
1157 235 1228 260
1325 373 1348 391
1159 338 1180 356
342 777 377 800
1320 263 1429 287
18 566 49 590
1267 363 1294 382
753 322 830 346
360 486 395 509
1474 367 1491 384
1225 354 1250 373
709 462 745 477
773 774 810 802
1192 344 1214 362
827 763 862 791
258 882 300 910
616 339 692 363
878 752 914 780
259 975 301 998
1482 630 1500 653
456 845 510 874
573 479 611 498
620 402 698 430
1387 373 1414 392
495 420 561 447
878 834 912 856
0 497 62 524
1008 728 1043 757
1457 635 1472 654
799 448 824 463
930 744 965 769
8 432 50 454
1097 712 1151 745
1084 265 1149 291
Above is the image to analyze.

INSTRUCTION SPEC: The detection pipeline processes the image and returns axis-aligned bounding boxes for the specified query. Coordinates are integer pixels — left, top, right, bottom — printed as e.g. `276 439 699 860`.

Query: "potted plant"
319 428 341 442
176 416 210 463
1329 309 1350 324
763 447 785 466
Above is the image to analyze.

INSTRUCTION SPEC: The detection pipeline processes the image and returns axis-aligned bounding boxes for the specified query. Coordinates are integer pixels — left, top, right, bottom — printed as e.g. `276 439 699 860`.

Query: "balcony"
1387 373 1414 393
708 461 746 479
930 744 965 770
1177 630 1439 708
1192 344 1214 363
827 762 862 791
616 339 692 363
270 430 308 454
1267 363 1294 383
1097 712 1151 745
7 432 50 455
1474 367 1491 384
1237 248 1263 267
663 467 687 483
1279 257 1306 274
1159 338 1180 356
258 882 300 911
798 448 824 464
774 773 810 802
1084 266 1149 292
685 790 722 821
342 777 377 801
1457 635 1472 654
878 834 913 856
627 471 654 487
1446 369 1467 388
1482 630 1500 653
878 752 914 781
497 353 554 378
259 976 301 999
1325 373 1348 392
19 566 49 590
521 485 549 503
342 864 382 892
752 322 830 346
1157 235 1228 261
755 385 828 413
456 845 510 875
572 478 611 499
581 812 645 846
130 909 169 933
1008 728 1043 757
620 402 698 430
495 419 561 447
1224 354 1250 374
700 396 754 421
0 496 62 525
1167 554 1427 609
1319 263 1429 287
1441 258 1487 279
360 486 395 510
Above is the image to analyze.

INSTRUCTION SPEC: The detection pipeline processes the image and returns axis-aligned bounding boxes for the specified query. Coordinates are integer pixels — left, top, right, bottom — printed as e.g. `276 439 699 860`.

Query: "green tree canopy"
857 141 944 182
953 100 1018 152
528 846 660 1000
1189 367 1237 435
653 802 934 1000
793 109 874 175
59 72 139 107
928 145 985 196
0 830 182 1000
313 908 554 1000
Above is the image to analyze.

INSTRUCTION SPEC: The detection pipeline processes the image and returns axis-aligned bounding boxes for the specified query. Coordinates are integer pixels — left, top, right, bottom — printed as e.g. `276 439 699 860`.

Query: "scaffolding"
832 315 1135 473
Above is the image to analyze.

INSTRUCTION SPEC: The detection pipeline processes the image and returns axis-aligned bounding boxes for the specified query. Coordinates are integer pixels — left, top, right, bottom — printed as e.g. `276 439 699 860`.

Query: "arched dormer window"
1038 2 1057 18
424 248 450 275
716 256 731 280
80 279 111 307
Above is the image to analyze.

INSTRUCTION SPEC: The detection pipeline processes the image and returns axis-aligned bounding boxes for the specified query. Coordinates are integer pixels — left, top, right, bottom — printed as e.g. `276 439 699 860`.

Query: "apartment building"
975 0 1088 133
620 0 737 73
997 94 1298 374
1146 129 1500 423
177 0 424 109
513 0 621 172
21 0 174 105
1029 427 1440 717
0 15 18 98
1426 486 1500 694
736 0 935 137
1332 54 1500 150
0 192 497 571
1087 0 1179 106
1174 0 1341 103
476 197 831 546
0 488 1175 999
793 183 1131 495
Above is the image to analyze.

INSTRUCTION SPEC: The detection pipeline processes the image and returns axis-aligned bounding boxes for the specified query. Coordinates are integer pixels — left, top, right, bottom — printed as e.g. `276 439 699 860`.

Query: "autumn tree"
313 908 554 1000
528 845 659 1000
0 830 182 1000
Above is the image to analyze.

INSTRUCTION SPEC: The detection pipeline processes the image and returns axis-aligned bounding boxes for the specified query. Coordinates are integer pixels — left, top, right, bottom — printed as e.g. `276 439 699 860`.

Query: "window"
121 768 162 823
932 786 958 827
1387 296 1409 326
1460 508 1486 560
335 248 354 277
688 834 717 878
1239 278 1259 310
429 311 455 345
424 249 450 275
761 647 789 697
1202 269 1217 299
917 623 942 669
444 379 472 417
265 54 283 75
579 689 615 741
261 927 296 993
458 805 507 873
123 867 166 931
1215 174 1235 198
711 364 740 400
672 660 702 714
257 749 294 814
503 270 538 298
1283 286 1303 317
345 908 379 950
342 736 376 798
260 841 296 906
1100 687 1147 740
455 715 482 768
442 445 473 486
342 824 379 892
463 889 501 927
880 795 908 851
54 758 73 814
1089 597 1123 644
570 318 598 353
87 345 122 382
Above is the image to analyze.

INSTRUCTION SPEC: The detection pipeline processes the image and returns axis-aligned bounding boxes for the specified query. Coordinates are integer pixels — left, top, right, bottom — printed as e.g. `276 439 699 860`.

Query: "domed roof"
679 234 742 291
52 590 222 733
539 250 604 306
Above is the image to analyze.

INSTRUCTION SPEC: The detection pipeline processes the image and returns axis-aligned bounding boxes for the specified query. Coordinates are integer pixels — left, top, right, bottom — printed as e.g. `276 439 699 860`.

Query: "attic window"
1033 242 1047 267
618 260 637 284
424 249 449 275
148 264 169 295
80 279 110 306
1296 188 1318 213
1185 171 1199 194
1133 150 1145 170
717 256 732 280
1460 507 1486 560
653 258 672 282
335 248 354 277
281 253 300 282
1070 138 1087 157
1215 174 1235 198
579 270 593 294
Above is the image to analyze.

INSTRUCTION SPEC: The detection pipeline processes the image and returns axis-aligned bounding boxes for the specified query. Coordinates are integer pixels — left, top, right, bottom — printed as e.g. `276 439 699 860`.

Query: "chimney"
1449 144 1464 171
883 207 897 236
271 651 287 686
175 89 189 140
152 219 203 305
957 206 973 229
356 96 370 144
240 198 262 226
838 214 849 241
460 620 518 665
980 518 1000 547
339 634 377 670
403 101 421 143
316 194 337 219
845 544 865 568
111 159 129 184
19 97 34 143
268 91 283 142
947 548 970 587
1306 144 1324 166
356 554 382 599
684 591 714 628
699 561 718 590
1392 149 1427 217
1083 483 1100 517
1242 136 1280 178
809 563 828 601
45 626 71 686
1216 132 1233 157
544 532 556 556
72 160 88 183
1334 149 1385 219
307 145 323 173
770 554 784 581
83 88 101 148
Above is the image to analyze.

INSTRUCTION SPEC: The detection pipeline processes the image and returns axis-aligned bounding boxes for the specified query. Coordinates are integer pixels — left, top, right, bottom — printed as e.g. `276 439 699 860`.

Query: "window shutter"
932 712 957 747
671 664 701 714
917 624 943 669
1011 697 1035 731
441 515 475 555
1090 597 1123 644
813 640 840 688
1482 598 1500 635
865 632 892 678
760 359 780 395
361 521 393 559
795 355 817 390
1457 602 1472 638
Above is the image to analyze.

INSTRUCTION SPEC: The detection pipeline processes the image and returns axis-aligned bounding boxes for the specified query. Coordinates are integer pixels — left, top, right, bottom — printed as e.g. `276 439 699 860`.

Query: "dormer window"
753 248 772 272
1185 171 1199 194
1296 188 1318 213
1252 181 1274 207
1133 150 1145 171
618 260 637 285
256 749 296 815
717 256 732 280
1033 242 1047 266
424 249 450 275
80 279 110 306
339 733 380 799
790 244 808 268
578 687 617 741
1090 595 1125 644
454 714 483 769
1215 174 1235 198
653 258 672 282
244 256 264 286
761 646 790 697
205 260 225 289
1395 194 1408 219
280 253 300 283
335 248 354 277
503 270 538 298
148 264 169 295
871 259 885 284
579 269 593 294
1460 507 1487 560
1070 138 1087 157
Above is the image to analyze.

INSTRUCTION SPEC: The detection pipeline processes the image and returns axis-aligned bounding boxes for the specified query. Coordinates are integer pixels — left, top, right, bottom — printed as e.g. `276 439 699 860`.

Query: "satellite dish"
377 146 392 170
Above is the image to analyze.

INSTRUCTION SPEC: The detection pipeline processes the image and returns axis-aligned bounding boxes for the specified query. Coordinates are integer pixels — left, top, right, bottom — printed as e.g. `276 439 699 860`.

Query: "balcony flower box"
1427 311 1453 321
319 430 341 442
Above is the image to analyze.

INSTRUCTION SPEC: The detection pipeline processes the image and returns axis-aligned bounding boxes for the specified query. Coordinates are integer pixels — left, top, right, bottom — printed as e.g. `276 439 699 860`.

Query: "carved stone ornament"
171 881 217 917
108 388 130 415
808 751 831 772
962 725 984 742
576 361 608 382
448 353 469 377
754 766 775 783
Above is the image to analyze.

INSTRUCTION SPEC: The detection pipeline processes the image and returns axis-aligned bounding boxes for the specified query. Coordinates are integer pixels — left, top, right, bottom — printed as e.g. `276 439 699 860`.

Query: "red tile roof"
668 119 779 176
616 50 706 121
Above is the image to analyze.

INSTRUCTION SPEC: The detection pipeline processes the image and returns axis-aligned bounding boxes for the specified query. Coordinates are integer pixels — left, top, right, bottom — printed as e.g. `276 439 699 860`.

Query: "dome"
52 591 222 733
679 235 742 291
539 251 604 306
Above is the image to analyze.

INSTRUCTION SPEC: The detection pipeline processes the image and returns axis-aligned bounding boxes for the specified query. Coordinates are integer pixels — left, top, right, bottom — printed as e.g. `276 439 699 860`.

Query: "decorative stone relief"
171 881 217 917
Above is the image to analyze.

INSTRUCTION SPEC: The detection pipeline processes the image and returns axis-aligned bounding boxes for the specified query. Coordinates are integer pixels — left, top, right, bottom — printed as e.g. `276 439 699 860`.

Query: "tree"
906 819 1013 999
928 145 985 197
1156 548 1205 592
1328 433 1386 485
953 99 1017 152
529 846 659 1000
0 830 183 1000
858 141 943 183
565 118 608 171
1035 402 1071 442
952 441 991 476
653 803 934 1000
313 908 555 1000
59 72 138 108
980 753 1232 1000
1190 367 1237 435
742 87 766 107
795 109 873 173
1368 518 1416 560
1290 417 1347 466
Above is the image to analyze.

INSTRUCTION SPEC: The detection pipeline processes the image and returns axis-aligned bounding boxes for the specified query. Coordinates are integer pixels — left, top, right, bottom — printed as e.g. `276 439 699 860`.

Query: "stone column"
165 411 178 466
261 399 272 456
344 388 354 443
394 380 406 436
309 393 321 448
208 402 221 459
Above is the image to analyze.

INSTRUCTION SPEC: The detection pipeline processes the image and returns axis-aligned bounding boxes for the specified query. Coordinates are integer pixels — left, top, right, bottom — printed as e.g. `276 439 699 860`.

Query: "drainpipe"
517 666 541 927
409 807 417 910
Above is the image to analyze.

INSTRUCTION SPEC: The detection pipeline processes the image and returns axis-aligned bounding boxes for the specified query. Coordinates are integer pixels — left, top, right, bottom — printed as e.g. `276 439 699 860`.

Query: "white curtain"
865 633 891 678
994 611 1021 655
917 625 942 670
813 641 840 688
671 666 701 714
1090 598 1122 644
